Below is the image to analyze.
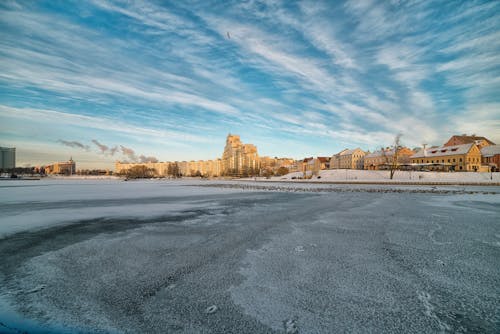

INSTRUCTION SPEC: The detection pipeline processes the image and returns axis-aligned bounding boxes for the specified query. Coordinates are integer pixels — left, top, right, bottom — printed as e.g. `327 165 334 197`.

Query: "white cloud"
450 103 500 144
0 105 211 144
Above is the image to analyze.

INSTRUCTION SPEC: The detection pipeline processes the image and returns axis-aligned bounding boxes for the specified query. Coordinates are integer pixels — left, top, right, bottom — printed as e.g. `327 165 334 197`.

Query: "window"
447 159 450 163
441 149 447 153
459 158 462 162
453 158 455 162
451 148 458 151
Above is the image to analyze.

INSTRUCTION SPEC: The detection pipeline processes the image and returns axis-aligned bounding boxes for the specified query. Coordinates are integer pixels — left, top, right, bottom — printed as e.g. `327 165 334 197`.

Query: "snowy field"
0 179 499 333
262 169 500 184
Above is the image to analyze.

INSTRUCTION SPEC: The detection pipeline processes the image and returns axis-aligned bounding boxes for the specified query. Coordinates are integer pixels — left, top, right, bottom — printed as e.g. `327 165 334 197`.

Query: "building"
44 157 76 175
330 148 365 169
300 157 313 175
364 147 414 170
302 157 329 176
481 145 500 172
286 160 302 173
443 134 495 149
0 147 16 171
410 143 482 172
329 149 345 169
221 134 259 176
259 156 296 175
115 159 222 177
316 157 330 171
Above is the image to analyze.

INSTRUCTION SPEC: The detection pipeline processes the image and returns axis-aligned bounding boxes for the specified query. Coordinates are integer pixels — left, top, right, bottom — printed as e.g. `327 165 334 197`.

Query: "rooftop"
481 145 500 157
411 143 475 158
446 135 495 146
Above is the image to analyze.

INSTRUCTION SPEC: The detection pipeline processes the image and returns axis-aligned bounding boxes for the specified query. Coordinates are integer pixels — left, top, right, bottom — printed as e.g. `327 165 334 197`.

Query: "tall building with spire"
221 134 259 176
116 134 259 177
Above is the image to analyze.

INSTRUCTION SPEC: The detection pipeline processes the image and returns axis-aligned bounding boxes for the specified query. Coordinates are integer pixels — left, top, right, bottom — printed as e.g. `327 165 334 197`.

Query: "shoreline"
244 179 500 186
1 176 499 186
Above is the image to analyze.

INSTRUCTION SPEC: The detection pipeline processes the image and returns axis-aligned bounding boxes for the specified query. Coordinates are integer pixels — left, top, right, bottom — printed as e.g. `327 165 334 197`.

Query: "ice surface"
0 179 238 237
0 179 498 333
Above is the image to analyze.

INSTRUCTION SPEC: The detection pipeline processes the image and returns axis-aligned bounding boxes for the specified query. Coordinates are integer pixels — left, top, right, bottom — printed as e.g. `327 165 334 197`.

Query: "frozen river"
0 179 499 333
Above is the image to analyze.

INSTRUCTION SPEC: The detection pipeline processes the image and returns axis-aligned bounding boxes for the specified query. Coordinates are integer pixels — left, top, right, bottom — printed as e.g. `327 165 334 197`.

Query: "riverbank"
249 169 500 186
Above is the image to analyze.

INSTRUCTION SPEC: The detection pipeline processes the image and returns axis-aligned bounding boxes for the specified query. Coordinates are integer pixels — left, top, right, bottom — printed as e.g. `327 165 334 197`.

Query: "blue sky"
1 0 499 169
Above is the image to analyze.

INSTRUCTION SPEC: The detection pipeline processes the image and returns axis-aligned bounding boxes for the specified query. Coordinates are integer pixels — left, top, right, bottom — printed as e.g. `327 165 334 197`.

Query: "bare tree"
390 133 403 180
276 166 289 176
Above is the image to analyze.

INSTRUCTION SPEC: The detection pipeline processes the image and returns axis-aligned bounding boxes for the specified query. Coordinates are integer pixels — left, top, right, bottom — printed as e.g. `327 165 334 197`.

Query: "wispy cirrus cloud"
1 0 499 167
0 105 212 145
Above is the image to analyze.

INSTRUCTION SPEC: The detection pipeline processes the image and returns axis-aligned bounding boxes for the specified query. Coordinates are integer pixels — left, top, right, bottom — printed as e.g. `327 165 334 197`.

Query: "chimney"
422 143 427 157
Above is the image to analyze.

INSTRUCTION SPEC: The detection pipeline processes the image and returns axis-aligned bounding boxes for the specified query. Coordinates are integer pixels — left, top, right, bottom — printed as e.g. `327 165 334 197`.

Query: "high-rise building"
115 134 259 177
221 134 259 176
0 147 16 171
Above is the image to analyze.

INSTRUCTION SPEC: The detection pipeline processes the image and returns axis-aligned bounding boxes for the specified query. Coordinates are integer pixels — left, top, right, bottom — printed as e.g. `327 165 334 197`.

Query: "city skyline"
1 1 499 169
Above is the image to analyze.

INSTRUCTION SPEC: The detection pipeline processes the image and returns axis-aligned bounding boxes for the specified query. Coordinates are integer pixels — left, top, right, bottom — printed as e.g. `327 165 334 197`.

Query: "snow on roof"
342 148 363 155
481 145 500 157
332 149 348 156
447 135 495 146
411 143 474 158
365 149 395 158
335 148 363 156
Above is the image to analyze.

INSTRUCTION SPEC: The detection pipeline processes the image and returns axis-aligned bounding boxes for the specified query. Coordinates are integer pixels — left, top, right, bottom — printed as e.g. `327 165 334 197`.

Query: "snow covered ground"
0 179 499 333
262 169 500 183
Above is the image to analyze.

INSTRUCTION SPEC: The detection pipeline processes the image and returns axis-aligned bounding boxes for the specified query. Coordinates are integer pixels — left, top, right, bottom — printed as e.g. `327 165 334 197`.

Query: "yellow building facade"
331 148 365 169
44 158 76 175
410 143 482 172
364 147 414 170
260 156 296 174
115 159 222 177
221 134 259 176
115 134 257 177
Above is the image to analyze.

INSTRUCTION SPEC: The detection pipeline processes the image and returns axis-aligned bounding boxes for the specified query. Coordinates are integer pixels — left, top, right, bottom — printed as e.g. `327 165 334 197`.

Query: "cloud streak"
1 0 499 162
57 140 90 151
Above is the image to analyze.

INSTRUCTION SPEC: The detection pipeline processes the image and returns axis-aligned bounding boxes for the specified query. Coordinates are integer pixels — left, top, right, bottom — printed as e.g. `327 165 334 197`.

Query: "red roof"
445 135 495 146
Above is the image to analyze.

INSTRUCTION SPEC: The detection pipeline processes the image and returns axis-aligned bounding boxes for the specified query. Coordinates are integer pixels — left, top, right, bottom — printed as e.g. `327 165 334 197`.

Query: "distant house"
316 157 330 170
44 157 76 175
302 157 329 176
364 147 414 170
410 143 482 172
301 157 313 175
443 135 495 149
330 148 365 169
481 145 500 172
